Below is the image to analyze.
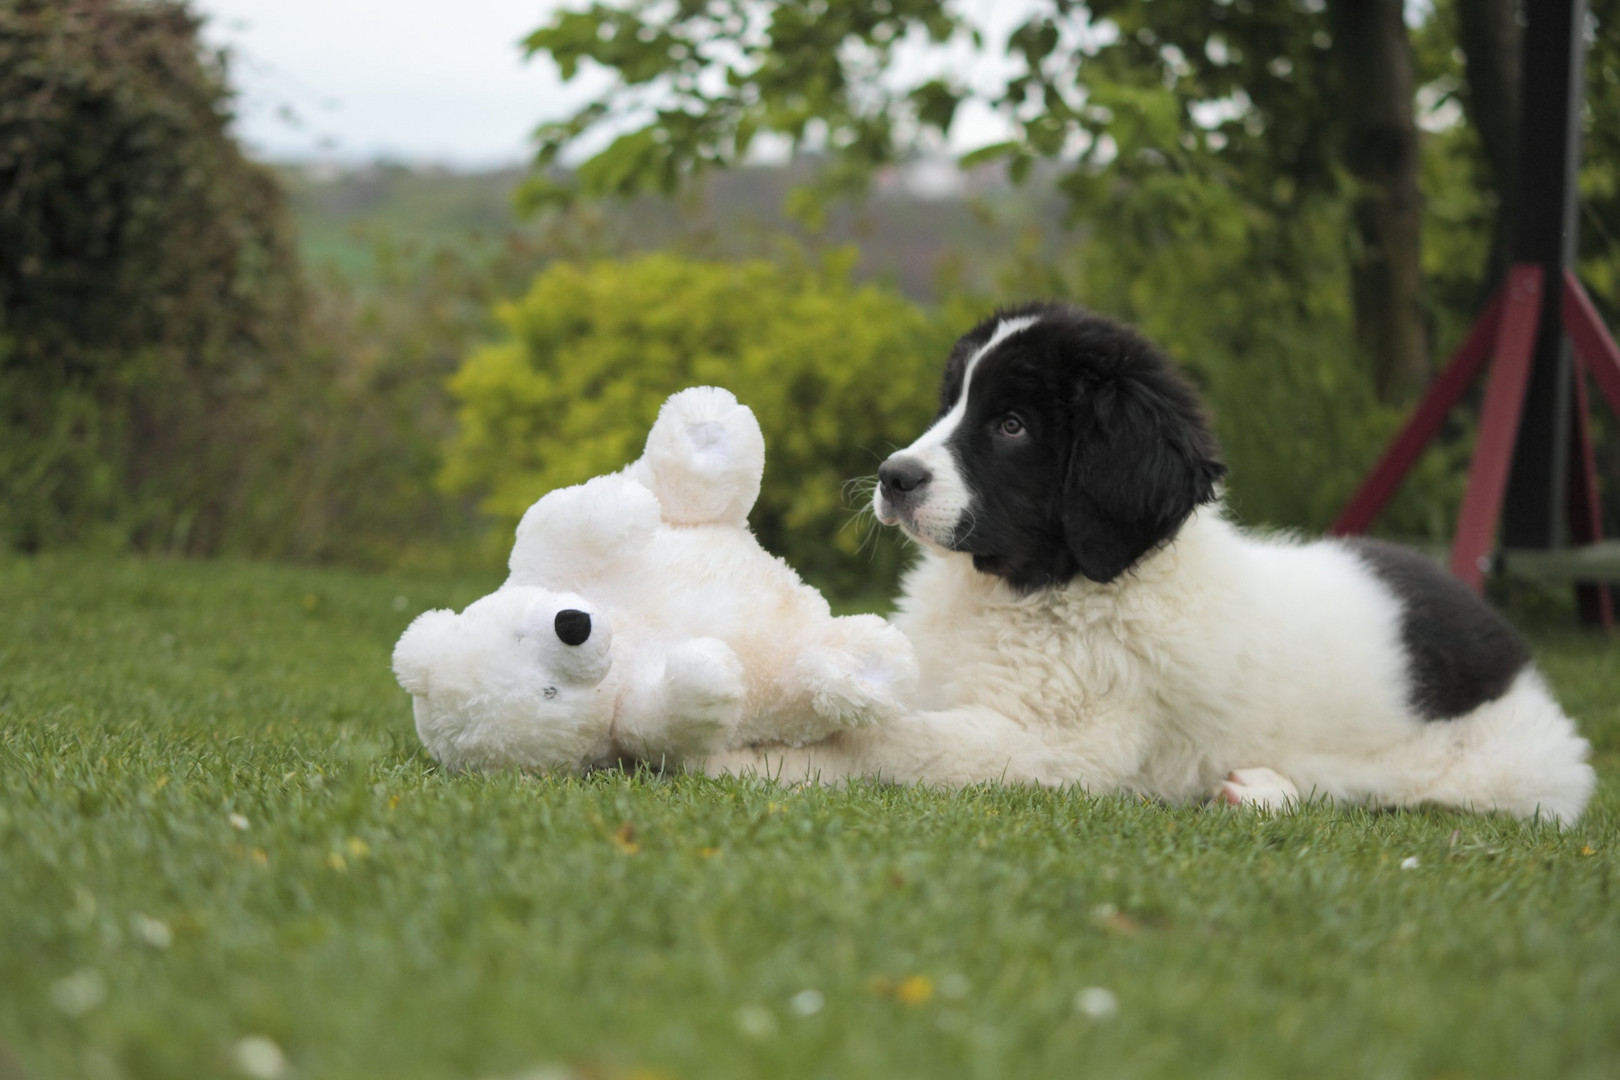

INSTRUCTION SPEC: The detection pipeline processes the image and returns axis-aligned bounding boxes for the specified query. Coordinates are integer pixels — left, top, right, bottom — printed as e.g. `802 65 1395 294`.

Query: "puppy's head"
874 302 1225 590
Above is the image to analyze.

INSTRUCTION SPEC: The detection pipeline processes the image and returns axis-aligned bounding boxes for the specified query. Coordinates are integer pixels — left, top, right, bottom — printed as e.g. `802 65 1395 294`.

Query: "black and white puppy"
709 301 1595 822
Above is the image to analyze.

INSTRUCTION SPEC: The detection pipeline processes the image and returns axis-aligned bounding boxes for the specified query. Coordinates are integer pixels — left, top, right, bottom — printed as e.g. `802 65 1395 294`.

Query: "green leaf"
910 79 961 135
733 110 760 158
958 141 1020 169
1010 18 1059 67
512 174 575 217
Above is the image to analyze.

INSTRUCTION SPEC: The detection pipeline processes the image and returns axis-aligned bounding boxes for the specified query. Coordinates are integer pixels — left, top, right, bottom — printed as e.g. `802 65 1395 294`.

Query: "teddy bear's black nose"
554 609 592 646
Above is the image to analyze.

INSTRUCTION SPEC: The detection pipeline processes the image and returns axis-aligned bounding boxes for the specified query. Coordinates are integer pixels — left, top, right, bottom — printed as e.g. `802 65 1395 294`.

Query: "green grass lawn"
2 556 1618 1080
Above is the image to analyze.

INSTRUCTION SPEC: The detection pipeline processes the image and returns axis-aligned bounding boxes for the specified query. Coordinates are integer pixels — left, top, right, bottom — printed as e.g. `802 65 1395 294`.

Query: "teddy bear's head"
393 587 618 772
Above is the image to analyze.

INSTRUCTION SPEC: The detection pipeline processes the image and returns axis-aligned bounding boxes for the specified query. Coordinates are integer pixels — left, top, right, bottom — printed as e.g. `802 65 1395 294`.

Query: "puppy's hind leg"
1396 672 1594 824
1215 767 1302 811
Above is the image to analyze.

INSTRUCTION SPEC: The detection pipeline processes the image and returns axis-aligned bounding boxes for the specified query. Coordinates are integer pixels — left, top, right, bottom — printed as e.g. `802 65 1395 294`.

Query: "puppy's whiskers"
855 513 887 561
951 505 980 548
837 474 897 562
841 474 880 507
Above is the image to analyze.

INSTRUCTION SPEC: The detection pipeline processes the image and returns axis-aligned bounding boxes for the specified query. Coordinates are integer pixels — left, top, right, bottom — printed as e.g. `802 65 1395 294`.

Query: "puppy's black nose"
878 456 931 496
554 609 592 646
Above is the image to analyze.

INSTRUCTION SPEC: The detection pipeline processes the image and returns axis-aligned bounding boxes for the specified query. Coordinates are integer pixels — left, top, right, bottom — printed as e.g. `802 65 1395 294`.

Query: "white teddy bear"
392 386 918 773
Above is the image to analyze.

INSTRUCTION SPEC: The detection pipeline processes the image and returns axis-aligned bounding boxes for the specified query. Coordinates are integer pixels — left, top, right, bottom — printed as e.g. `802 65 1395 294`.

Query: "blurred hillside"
277 158 1070 301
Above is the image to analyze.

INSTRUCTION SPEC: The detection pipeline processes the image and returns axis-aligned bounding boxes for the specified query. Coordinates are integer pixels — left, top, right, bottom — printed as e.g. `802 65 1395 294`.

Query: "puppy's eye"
996 414 1026 438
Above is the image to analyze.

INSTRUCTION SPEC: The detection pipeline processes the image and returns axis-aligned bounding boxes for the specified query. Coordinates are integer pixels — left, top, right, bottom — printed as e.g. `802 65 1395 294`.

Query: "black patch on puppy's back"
1342 537 1530 720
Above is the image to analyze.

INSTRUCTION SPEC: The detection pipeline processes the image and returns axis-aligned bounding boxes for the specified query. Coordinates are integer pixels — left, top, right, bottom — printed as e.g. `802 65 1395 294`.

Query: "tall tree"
1454 0 1522 290
520 1 1434 401
1581 0 1620 308
1329 0 1430 402
0 0 305 553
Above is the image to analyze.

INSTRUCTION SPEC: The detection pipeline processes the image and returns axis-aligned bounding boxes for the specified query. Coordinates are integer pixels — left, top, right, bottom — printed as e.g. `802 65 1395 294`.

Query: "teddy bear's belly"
588 526 828 678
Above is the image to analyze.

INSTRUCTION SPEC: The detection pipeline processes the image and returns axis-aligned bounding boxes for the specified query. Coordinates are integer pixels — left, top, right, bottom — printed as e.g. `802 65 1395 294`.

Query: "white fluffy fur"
707 507 1595 824
395 387 918 774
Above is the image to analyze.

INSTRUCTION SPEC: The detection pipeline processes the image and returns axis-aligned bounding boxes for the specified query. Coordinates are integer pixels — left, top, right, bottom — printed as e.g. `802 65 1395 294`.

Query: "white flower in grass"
80 1049 119 1080
508 1067 576 1080
1400 856 1420 870
1074 986 1118 1020
50 968 106 1016
132 913 173 948
233 1035 287 1079
228 813 250 831
789 988 824 1016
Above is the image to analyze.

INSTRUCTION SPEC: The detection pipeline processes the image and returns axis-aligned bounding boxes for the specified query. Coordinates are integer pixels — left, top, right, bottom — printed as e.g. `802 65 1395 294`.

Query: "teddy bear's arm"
508 474 662 589
612 638 747 766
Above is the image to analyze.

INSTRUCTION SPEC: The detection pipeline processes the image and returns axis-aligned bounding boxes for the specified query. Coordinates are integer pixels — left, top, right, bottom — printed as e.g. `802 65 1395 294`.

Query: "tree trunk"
1329 0 1430 404
1455 0 1523 292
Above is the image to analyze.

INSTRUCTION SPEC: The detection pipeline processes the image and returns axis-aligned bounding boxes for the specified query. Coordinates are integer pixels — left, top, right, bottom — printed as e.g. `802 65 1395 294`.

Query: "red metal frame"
1563 270 1620 628
1449 266 1545 588
1564 269 1620 416
1330 284 1506 536
1331 263 1620 628
1567 364 1615 625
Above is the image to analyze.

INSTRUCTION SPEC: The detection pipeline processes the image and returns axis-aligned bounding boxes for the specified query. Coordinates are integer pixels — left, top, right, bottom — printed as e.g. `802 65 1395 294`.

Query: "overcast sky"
193 0 1036 169
195 0 588 166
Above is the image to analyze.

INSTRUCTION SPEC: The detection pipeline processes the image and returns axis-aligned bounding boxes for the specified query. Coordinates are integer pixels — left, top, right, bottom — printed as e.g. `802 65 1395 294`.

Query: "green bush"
0 0 304 555
442 250 956 599
443 238 1474 605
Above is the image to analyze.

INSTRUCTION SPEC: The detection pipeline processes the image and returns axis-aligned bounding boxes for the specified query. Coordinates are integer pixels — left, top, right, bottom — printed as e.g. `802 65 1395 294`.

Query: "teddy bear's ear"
632 386 765 528
392 608 459 696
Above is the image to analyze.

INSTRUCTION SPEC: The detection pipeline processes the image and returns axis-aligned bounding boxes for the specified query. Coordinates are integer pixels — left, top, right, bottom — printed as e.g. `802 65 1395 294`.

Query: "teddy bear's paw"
798 616 920 729
509 474 661 587
616 638 746 763
662 637 747 718
632 387 765 528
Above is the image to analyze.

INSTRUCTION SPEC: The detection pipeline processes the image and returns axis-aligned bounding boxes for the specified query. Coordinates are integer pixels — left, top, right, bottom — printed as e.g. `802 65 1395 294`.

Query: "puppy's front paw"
1215 767 1301 811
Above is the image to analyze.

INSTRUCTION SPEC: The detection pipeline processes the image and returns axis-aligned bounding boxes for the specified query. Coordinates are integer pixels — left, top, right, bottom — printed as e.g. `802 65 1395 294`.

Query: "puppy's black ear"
1061 375 1225 583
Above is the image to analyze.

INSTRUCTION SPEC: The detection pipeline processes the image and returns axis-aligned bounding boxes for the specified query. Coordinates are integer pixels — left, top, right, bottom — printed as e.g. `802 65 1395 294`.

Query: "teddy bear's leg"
627 387 765 528
793 615 919 734
613 638 746 766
